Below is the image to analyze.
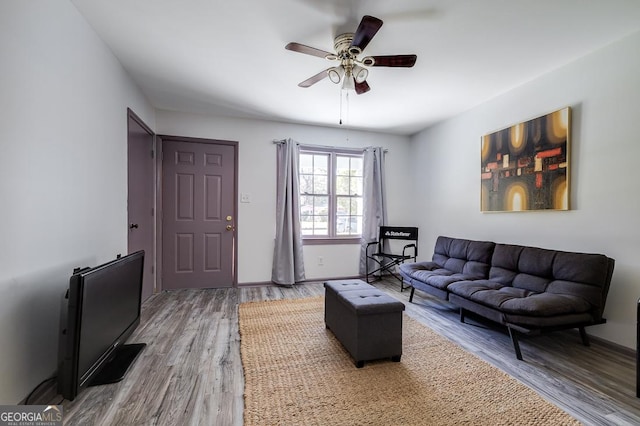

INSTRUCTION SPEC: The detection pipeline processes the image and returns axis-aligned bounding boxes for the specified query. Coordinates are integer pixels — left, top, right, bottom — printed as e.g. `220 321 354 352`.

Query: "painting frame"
480 107 571 212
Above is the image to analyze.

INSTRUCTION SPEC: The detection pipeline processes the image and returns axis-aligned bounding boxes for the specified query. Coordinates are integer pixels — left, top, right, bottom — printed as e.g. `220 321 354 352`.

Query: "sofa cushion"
488 243 614 312
422 273 479 291
448 280 592 317
400 236 495 291
500 292 592 317
549 252 612 310
487 246 519 284
424 236 495 276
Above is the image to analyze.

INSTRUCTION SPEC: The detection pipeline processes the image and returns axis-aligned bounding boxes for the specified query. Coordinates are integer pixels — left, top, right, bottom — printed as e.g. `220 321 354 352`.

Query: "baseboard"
589 334 636 358
19 375 60 405
305 275 362 283
237 275 364 288
237 281 273 287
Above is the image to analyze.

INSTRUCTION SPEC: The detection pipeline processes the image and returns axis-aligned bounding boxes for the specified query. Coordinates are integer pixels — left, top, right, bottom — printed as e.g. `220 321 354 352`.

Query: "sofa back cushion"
432 236 495 279
549 252 614 312
490 243 615 315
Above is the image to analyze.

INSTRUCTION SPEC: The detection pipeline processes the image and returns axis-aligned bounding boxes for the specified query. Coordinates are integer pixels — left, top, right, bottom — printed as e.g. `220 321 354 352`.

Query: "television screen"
58 250 146 400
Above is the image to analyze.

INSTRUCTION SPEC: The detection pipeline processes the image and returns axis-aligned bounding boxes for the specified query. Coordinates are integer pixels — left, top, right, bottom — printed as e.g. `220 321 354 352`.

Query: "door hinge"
151 150 154 159
151 265 154 274
151 208 154 216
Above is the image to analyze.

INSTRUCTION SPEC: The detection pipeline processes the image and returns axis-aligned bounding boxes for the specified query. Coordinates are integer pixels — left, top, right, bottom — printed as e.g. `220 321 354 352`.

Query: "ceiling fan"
285 15 417 94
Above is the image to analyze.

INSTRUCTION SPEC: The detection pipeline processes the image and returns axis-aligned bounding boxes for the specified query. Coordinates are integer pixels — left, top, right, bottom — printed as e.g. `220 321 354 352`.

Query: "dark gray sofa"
399 236 615 360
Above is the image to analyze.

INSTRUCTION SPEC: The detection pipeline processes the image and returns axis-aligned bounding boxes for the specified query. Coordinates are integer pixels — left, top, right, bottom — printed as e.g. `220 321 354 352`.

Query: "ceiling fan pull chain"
345 91 350 126
339 90 343 125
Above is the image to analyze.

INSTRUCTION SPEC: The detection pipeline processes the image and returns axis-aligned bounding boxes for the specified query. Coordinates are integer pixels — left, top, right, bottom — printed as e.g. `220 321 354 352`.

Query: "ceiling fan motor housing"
332 32 373 80
334 33 356 55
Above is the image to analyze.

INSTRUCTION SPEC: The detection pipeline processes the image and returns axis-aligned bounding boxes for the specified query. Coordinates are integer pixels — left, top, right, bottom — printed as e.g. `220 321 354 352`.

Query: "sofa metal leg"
355 360 364 368
507 326 524 361
459 308 465 324
409 287 415 303
579 326 590 347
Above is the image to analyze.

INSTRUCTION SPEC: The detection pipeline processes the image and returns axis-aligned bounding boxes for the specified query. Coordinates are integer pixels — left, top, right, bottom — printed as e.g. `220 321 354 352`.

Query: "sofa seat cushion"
448 280 592 317
399 262 478 290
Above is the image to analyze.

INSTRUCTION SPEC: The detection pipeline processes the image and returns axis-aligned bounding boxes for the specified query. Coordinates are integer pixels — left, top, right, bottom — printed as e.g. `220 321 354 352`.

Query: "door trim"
156 134 239 289
127 108 156 297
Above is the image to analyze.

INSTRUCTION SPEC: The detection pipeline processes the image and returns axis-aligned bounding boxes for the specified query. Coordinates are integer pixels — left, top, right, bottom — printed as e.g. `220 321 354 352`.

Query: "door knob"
226 225 234 231
129 223 139 229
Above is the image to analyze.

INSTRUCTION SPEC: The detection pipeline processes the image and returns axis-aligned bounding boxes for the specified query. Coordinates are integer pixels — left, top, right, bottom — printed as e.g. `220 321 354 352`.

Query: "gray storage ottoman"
324 280 405 368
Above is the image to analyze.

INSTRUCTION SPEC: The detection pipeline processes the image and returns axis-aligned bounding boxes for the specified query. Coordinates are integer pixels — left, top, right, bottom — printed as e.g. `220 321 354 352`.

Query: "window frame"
298 145 364 245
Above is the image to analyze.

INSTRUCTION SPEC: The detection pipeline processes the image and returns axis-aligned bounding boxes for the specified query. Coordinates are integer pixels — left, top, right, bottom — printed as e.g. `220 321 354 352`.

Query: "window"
299 148 364 239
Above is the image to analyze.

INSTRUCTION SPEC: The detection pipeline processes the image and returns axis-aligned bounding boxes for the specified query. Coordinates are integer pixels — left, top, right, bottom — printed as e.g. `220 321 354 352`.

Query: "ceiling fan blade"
298 68 332 87
355 80 370 95
350 15 383 51
286 42 335 59
371 55 417 67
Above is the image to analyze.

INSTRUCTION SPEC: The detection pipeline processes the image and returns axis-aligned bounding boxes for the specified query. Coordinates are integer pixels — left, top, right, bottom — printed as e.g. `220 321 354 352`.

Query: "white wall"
410 30 640 349
156 111 412 283
0 0 155 403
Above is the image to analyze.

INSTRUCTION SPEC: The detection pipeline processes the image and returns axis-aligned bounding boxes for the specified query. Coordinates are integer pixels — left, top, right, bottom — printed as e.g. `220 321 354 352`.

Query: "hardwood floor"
54 279 640 425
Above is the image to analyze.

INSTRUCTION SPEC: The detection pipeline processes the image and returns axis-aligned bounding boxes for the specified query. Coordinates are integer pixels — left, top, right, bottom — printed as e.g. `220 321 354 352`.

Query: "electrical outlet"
240 193 251 203
317 256 324 266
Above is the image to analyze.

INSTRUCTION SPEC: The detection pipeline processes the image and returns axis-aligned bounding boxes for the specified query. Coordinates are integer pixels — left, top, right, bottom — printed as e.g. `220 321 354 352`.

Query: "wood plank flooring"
54 279 640 425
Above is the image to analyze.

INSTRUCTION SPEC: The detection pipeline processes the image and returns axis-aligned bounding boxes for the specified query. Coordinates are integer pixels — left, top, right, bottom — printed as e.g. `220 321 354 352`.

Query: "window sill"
302 237 362 246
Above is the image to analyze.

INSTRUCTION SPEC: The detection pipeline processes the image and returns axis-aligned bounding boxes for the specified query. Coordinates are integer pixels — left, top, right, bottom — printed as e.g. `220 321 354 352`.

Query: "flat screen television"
58 250 146 401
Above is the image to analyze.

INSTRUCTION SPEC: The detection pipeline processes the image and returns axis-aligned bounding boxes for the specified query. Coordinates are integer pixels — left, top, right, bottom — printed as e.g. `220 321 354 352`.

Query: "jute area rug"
239 296 579 426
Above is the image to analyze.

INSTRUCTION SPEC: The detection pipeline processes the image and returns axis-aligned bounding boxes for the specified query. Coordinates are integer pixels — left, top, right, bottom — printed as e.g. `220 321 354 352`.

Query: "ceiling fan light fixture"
327 67 343 84
342 74 355 91
353 65 368 83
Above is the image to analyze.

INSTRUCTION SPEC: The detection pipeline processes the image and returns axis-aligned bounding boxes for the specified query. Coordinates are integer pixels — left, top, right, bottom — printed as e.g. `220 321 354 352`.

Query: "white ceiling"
71 0 640 135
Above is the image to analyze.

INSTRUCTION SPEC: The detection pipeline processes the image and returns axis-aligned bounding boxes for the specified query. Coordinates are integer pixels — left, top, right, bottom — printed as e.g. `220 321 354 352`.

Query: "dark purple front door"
161 138 237 289
127 109 155 301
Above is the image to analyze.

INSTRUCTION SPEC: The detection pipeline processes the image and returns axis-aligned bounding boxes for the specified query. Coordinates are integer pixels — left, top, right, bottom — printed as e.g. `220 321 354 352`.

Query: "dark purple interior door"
161 139 236 289
127 110 155 301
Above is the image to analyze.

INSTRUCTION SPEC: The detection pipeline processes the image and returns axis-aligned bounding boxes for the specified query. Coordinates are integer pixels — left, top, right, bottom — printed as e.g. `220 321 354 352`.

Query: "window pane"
351 198 363 215
299 174 313 194
336 215 359 235
314 154 328 175
314 196 328 215
299 154 313 174
351 157 363 176
353 216 362 234
336 196 350 215
313 216 328 235
300 214 314 235
336 176 349 195
350 177 363 196
300 195 313 214
336 156 350 176
314 175 328 194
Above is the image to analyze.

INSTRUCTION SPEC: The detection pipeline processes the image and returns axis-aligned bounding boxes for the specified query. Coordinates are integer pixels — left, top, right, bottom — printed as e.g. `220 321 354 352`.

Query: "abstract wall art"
481 107 570 212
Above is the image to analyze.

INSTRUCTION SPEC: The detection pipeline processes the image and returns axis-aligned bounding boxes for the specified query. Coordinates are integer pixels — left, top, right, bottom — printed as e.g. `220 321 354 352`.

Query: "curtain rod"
272 139 388 153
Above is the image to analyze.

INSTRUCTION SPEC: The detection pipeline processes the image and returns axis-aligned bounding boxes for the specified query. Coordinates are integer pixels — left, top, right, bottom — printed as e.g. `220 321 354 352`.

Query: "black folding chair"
365 226 418 291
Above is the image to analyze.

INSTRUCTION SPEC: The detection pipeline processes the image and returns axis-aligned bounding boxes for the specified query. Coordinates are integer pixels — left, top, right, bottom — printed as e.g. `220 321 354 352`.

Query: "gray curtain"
272 138 306 285
359 147 387 276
